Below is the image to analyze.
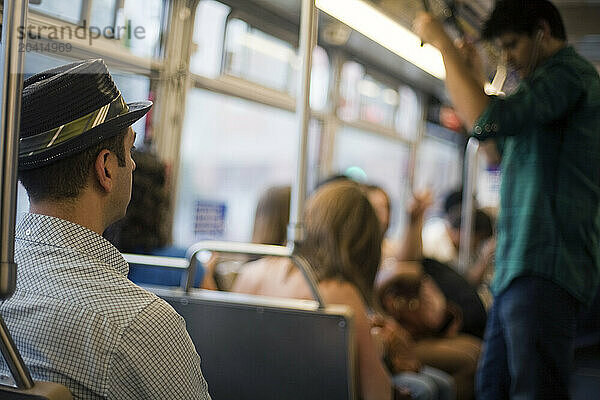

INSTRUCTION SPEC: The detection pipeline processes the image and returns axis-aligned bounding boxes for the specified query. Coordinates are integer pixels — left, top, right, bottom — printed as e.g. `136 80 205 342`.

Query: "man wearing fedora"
0 59 210 399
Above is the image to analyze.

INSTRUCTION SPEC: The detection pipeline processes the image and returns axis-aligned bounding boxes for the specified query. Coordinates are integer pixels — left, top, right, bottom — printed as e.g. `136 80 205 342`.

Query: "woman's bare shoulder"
319 280 367 312
231 257 287 293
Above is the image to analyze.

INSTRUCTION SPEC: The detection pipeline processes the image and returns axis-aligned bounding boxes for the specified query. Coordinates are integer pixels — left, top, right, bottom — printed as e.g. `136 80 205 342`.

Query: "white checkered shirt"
0 213 211 399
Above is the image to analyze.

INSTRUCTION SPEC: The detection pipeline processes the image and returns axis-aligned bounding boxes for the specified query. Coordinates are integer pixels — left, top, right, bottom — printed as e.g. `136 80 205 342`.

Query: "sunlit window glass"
413 125 463 216
115 0 166 58
395 85 421 141
191 7 329 110
23 51 67 77
224 18 297 93
339 61 398 129
309 46 330 111
173 89 299 247
90 0 118 31
359 75 397 128
190 0 231 78
334 126 411 238
29 0 83 24
339 61 364 122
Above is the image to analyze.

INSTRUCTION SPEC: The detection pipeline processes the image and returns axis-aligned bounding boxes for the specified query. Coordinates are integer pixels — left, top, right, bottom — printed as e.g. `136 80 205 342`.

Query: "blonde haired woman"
234 181 454 400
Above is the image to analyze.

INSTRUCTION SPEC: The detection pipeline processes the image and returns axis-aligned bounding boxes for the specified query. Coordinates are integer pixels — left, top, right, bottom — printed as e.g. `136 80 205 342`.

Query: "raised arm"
396 191 433 261
413 13 490 130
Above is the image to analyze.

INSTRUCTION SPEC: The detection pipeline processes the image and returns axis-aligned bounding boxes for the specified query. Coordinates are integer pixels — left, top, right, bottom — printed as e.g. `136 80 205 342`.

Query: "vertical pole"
154 0 199 243
318 50 342 182
0 0 27 298
288 0 317 245
457 137 479 274
0 0 35 390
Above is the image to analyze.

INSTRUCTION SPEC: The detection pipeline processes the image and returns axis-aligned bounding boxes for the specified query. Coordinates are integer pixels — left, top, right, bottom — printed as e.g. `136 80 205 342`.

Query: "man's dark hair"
482 0 566 41
19 129 128 202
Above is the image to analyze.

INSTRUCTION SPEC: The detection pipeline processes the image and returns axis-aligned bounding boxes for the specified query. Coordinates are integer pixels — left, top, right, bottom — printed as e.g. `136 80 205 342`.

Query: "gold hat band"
19 93 129 157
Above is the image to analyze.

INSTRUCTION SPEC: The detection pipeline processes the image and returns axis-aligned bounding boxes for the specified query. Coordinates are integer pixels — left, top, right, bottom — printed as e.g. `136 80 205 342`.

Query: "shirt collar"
15 212 129 276
531 45 574 79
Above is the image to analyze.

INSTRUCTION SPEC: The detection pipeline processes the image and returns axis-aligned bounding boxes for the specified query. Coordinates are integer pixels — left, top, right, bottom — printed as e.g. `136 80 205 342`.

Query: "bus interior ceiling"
223 0 600 88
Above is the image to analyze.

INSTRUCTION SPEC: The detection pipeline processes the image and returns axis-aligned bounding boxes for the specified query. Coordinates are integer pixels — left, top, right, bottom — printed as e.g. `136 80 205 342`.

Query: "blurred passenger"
230 185 290 295
365 184 395 256
422 190 494 278
251 185 291 245
234 181 455 400
1 60 210 399
367 186 488 336
205 185 291 290
367 185 481 399
415 190 495 310
104 150 207 288
415 1 600 398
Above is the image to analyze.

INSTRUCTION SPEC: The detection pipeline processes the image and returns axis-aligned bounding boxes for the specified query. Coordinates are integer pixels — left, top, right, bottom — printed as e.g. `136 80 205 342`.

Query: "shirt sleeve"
472 62 583 139
108 298 211 399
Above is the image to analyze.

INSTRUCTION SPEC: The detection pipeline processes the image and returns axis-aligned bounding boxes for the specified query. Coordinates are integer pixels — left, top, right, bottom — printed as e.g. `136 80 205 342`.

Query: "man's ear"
536 19 552 41
94 149 114 193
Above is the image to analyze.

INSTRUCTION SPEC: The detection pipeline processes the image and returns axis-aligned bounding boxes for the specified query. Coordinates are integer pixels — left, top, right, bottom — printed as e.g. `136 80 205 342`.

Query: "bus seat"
123 253 204 288
0 381 72 400
149 286 357 400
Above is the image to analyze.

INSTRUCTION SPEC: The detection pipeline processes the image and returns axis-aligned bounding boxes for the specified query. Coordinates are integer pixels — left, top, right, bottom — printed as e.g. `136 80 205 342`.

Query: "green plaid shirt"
473 46 600 305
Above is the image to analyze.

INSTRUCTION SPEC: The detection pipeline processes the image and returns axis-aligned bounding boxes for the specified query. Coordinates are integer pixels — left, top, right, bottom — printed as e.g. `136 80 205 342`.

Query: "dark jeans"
476 276 581 400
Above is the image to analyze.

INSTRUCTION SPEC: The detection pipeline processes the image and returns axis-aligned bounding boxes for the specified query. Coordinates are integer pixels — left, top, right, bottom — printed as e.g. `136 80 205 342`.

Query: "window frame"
25 0 169 69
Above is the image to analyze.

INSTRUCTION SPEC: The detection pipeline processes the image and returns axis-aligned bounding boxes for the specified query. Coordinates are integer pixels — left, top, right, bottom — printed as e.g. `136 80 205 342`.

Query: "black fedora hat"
18 59 152 170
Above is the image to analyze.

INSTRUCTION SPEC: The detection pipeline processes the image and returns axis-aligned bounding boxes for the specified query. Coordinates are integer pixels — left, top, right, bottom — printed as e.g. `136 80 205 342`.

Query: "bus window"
413 130 463 217
190 1 329 110
114 0 166 58
339 61 399 130
29 0 84 24
172 89 304 247
333 126 411 239
309 45 330 112
224 18 297 94
190 0 232 78
90 0 118 30
395 85 421 142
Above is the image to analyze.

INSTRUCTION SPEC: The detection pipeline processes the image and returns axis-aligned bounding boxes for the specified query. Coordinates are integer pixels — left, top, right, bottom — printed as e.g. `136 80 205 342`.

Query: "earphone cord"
526 32 543 77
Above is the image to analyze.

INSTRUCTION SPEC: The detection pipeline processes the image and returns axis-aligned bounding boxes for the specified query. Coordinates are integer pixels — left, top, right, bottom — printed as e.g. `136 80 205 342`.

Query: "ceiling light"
316 0 446 80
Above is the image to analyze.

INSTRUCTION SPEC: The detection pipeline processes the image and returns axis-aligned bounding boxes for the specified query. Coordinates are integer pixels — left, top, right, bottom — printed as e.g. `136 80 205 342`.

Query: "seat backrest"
150 287 357 400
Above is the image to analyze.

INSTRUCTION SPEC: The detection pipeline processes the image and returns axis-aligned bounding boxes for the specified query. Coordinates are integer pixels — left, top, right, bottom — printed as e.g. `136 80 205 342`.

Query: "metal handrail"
184 240 326 309
457 137 480 274
0 0 35 390
287 0 317 245
122 253 189 269
0 0 27 299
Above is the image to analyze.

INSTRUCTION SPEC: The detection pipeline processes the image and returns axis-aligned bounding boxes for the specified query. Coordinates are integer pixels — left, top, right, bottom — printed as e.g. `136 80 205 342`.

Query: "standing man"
415 1 600 399
0 59 211 399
